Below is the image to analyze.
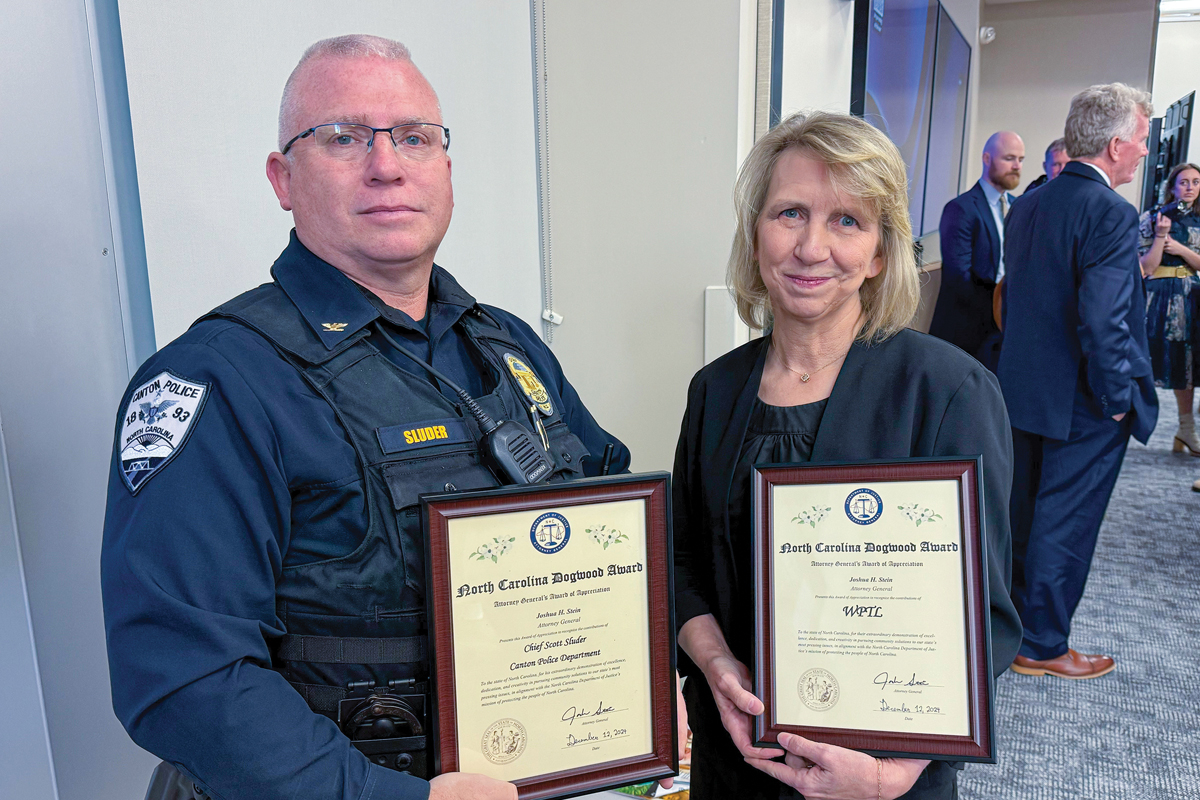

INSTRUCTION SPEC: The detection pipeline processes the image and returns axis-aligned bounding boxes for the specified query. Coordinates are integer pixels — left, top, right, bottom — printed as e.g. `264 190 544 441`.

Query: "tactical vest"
202 283 590 774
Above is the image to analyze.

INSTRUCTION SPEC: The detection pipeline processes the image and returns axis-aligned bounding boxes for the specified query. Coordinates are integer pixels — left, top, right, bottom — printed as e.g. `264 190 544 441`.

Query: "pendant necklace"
772 341 850 383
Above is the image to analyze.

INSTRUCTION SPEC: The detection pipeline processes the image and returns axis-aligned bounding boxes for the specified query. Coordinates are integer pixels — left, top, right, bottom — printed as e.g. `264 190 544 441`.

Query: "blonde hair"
727 111 920 342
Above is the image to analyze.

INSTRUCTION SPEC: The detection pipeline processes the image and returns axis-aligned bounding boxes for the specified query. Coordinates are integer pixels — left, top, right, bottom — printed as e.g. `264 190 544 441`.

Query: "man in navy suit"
999 83 1157 680
929 131 1024 362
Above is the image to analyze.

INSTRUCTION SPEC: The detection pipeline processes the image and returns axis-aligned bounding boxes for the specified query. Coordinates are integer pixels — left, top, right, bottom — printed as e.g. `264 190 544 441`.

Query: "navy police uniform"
102 233 629 800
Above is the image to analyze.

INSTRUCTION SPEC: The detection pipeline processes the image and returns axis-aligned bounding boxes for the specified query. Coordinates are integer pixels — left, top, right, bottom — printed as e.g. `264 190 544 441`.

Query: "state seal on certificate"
752 458 996 762
422 473 678 799
798 668 840 711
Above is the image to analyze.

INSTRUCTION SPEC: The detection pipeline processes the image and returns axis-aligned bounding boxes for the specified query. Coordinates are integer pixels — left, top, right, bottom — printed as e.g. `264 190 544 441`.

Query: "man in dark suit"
999 83 1157 680
929 131 1024 362
1022 137 1069 194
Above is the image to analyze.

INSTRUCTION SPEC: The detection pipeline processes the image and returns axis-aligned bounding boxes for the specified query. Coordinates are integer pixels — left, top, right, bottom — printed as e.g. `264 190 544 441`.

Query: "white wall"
974 0 1158 203
1151 18 1200 170
540 0 742 472
119 1 544 346
0 1 158 798
0 418 57 800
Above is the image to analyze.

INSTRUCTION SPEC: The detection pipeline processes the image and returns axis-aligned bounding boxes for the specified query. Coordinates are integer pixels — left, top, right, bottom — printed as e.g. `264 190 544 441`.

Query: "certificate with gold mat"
751 458 995 762
422 473 678 799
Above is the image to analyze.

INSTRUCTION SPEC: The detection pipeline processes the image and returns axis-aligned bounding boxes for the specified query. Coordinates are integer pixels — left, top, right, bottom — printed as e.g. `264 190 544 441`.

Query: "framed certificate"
422 473 677 799
751 458 994 762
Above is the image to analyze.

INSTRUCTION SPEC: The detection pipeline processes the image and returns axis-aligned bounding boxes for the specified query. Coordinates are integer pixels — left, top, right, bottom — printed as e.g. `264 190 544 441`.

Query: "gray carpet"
961 389 1200 799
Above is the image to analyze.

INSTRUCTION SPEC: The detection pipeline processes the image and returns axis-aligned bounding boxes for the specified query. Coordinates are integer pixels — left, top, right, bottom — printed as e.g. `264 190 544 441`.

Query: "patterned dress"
1139 208 1200 389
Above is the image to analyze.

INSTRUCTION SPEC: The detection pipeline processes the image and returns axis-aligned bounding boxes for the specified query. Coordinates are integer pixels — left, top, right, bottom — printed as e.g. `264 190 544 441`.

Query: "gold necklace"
772 341 850 383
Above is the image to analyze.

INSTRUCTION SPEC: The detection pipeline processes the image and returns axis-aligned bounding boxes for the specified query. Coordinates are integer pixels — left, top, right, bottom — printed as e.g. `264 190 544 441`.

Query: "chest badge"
321 322 348 332
504 354 553 416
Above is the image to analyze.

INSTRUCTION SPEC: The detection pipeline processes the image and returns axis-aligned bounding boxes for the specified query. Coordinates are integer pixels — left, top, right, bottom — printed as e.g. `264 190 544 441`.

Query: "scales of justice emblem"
530 512 571 554
844 487 883 525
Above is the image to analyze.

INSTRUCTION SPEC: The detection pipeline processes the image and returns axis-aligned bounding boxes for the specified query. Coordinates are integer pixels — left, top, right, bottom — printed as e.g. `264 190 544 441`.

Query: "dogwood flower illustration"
897 504 942 526
791 506 831 528
586 524 628 549
470 535 516 563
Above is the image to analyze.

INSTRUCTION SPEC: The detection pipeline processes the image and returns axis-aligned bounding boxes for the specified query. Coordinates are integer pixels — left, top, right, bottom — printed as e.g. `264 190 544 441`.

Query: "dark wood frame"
751 457 995 762
422 473 677 799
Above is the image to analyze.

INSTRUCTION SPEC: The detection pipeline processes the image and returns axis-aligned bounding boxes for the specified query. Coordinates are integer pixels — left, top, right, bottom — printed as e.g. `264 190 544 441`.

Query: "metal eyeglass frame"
281 122 451 157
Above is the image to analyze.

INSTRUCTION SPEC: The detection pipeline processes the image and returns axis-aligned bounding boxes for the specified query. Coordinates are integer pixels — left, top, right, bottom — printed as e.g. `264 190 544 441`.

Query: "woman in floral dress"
1139 162 1200 454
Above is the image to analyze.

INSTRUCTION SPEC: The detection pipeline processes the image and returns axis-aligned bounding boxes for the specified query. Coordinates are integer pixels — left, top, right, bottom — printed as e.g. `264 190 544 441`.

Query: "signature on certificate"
561 700 618 725
873 671 931 689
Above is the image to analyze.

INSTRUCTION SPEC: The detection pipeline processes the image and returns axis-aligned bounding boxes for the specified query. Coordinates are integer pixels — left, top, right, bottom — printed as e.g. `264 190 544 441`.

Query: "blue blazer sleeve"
939 197 976 287
1076 202 1140 416
102 343 429 800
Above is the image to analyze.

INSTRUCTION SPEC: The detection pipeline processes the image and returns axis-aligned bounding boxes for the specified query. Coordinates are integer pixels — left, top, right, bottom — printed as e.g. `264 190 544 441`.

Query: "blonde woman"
672 112 1020 800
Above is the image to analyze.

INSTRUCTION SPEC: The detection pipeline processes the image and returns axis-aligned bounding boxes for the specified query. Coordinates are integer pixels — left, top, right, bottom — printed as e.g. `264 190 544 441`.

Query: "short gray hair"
1063 83 1153 159
278 35 415 151
1044 137 1067 161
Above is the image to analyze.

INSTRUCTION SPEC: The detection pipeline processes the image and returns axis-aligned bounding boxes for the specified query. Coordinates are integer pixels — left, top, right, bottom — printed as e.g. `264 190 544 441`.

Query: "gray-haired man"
999 83 1157 680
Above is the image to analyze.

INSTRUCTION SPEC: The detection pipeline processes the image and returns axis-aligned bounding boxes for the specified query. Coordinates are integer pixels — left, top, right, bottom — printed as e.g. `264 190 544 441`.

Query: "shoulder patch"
118 370 210 494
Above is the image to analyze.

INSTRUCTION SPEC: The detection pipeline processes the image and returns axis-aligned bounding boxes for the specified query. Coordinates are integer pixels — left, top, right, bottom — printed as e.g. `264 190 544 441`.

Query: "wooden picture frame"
423 472 677 798
752 458 995 762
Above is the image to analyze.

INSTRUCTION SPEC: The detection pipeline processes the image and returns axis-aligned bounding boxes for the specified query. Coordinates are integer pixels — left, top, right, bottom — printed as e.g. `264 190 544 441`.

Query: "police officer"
101 35 629 800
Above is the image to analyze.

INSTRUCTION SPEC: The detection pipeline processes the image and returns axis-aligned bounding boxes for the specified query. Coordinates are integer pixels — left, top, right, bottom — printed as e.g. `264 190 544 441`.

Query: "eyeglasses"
281 122 450 161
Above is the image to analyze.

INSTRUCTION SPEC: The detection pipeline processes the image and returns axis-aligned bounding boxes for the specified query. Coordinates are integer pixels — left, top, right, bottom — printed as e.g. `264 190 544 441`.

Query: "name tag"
377 417 472 454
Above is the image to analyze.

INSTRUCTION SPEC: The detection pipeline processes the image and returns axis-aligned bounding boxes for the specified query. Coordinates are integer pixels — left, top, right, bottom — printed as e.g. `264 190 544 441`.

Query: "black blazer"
929 181 1010 358
673 329 1022 681
998 161 1157 443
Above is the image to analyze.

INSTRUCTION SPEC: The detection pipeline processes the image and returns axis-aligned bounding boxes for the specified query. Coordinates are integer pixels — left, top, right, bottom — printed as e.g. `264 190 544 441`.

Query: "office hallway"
962 390 1200 799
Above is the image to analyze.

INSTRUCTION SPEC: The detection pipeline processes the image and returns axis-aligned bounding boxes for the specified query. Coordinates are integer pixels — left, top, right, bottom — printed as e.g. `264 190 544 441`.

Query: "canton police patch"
118 371 209 494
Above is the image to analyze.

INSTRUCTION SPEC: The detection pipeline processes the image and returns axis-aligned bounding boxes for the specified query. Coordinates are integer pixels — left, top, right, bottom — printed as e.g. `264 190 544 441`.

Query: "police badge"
503 354 553 416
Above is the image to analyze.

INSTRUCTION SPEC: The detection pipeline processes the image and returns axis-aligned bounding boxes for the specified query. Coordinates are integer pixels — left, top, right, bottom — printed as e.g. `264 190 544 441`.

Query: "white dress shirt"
979 179 1012 281
1076 160 1113 188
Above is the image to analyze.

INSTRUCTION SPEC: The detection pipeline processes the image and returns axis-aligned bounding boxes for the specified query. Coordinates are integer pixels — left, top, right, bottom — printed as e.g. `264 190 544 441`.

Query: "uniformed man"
101 34 630 800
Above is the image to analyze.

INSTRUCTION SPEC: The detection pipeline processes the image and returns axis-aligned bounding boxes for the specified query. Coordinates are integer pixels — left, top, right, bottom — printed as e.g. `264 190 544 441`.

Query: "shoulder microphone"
374 326 553 485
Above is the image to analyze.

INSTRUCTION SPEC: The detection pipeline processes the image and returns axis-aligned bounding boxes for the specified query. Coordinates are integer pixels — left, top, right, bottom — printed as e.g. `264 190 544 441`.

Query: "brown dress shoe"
1010 648 1115 679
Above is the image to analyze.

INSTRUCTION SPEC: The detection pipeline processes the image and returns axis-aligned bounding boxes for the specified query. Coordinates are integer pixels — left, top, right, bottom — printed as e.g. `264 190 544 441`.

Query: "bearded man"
929 130 1025 362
